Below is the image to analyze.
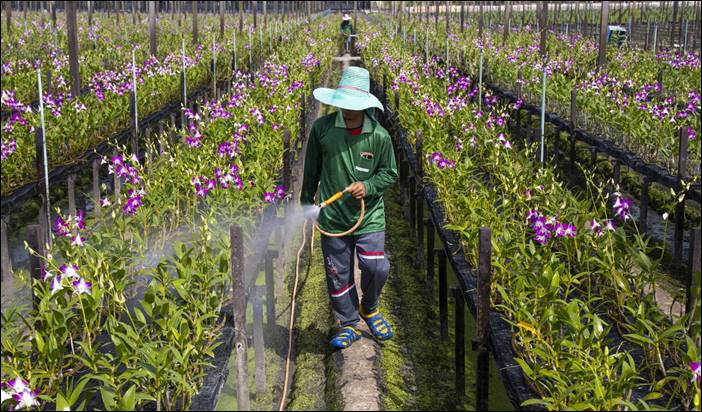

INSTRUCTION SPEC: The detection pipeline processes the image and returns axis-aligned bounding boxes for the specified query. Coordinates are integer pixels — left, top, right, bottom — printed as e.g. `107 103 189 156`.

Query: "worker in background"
340 12 354 53
301 67 397 349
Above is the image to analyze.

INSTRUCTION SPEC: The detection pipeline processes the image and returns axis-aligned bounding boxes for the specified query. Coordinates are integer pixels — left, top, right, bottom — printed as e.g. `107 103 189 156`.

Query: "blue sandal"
360 308 393 341
330 326 362 349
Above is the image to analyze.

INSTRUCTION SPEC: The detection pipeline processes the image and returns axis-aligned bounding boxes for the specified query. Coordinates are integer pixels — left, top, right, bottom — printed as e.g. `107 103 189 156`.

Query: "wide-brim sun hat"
342 14 352 21
313 67 384 112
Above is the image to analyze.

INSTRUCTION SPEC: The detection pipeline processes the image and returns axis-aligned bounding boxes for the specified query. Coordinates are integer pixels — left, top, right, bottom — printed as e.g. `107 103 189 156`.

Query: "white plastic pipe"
37 68 52 248
478 46 484 112
131 49 138 136
540 64 547 165
182 37 187 107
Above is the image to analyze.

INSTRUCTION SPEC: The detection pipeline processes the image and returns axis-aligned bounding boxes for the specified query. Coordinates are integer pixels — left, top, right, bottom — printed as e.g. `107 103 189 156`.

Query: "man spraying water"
301 67 397 349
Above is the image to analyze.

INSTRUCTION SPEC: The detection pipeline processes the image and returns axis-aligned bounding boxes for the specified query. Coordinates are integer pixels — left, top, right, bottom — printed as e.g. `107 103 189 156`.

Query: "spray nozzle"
319 188 348 209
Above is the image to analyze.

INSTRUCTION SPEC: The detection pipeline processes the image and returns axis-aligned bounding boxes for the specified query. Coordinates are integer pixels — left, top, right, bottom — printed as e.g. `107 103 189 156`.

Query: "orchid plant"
360 17 701 410
1 18 335 411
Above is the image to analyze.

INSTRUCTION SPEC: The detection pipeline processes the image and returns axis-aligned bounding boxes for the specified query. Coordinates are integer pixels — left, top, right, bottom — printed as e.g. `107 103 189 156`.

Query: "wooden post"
569 88 577 178
252 287 266 395
275 218 284 288
686 227 701 314
590 147 598 169
670 1 679 46
451 287 465 399
192 1 198 45
219 1 225 38
657 69 664 100
253 0 258 29
87 0 93 26
5 1 11 37
674 127 688 272
478 3 484 40
67 174 77 216
438 248 448 340
445 0 449 33
149 1 157 56
400 157 409 205
646 20 651 49
238 1 243 33
540 2 548 57
503 1 512 46
408 176 416 239
231 224 250 410
639 176 650 234
415 130 424 268
27 224 46 310
434 0 439 31
51 0 58 29
265 250 278 326
159 121 166 155
92 159 100 212
597 1 609 71
65 1 80 97
425 218 434 294
1 220 12 283
131 0 137 25
283 129 291 190
460 1 464 33
299 94 306 144
515 67 523 132
473 227 491 411
612 159 621 187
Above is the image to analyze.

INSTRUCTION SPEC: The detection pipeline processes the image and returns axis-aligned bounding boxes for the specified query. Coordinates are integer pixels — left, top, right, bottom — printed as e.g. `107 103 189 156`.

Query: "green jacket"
341 20 353 35
301 111 398 235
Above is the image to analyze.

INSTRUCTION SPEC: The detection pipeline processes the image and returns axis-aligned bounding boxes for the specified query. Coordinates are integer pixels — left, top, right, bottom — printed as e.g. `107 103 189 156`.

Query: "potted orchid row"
407 22 700 177
360 21 701 411
1 12 273 102
1 15 303 196
466 25 700 176
0 19 334 411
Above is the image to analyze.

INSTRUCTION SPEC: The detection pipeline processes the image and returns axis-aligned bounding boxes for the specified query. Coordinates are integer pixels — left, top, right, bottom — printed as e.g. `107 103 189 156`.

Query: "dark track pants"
320 231 390 328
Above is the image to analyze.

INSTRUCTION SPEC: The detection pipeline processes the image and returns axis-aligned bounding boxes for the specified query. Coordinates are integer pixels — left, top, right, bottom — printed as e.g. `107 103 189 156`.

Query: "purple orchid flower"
6 378 28 394
613 196 632 221
691 361 701 382
604 219 616 232
71 235 86 247
51 275 64 296
72 278 92 295
13 389 40 409
263 192 276 203
54 216 71 237
534 229 551 245
60 264 80 279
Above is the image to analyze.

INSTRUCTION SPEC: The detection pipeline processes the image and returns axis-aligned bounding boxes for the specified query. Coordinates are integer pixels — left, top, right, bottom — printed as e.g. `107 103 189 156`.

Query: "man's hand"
346 182 366 199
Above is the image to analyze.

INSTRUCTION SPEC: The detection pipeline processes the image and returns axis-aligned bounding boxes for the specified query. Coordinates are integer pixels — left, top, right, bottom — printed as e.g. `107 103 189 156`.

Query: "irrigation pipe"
278 198 365 410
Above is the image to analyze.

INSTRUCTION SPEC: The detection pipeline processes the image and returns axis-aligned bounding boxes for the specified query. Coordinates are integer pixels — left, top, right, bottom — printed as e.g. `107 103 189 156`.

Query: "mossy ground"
378 185 476 410
215 226 334 411
285 230 339 411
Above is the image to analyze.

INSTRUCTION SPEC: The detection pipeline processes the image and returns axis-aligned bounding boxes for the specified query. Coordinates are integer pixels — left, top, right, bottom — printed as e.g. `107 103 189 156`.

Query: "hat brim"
313 87 384 112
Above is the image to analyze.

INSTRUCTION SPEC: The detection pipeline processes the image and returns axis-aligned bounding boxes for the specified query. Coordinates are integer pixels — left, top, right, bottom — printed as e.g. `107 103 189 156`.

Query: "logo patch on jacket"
360 151 374 160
